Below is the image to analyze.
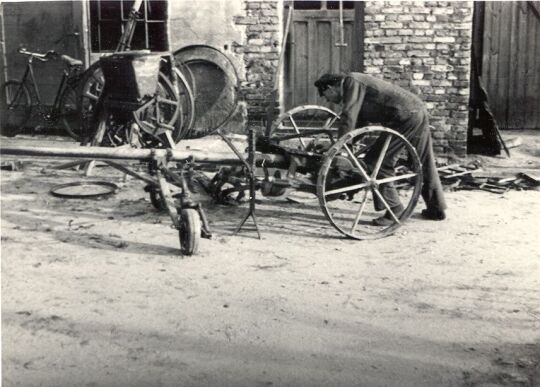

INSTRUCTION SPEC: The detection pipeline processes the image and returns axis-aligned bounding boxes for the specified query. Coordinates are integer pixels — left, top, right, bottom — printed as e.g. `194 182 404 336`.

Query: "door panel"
284 2 355 110
481 2 540 129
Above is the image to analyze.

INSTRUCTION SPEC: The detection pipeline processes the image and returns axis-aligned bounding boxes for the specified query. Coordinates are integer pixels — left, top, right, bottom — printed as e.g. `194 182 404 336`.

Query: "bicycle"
2 47 88 141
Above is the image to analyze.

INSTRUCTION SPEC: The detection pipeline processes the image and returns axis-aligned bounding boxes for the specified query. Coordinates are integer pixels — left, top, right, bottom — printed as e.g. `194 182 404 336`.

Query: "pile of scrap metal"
438 163 539 194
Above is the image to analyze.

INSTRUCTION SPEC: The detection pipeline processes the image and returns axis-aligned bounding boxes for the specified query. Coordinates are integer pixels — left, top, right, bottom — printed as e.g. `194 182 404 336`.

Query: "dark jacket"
338 73 426 133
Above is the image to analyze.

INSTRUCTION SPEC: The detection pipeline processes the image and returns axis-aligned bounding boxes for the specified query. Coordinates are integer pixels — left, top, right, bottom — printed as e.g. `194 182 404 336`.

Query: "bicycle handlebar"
18 47 59 62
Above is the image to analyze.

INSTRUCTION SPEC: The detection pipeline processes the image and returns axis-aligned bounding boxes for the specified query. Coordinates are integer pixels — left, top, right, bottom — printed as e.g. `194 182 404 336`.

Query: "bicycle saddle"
61 54 83 67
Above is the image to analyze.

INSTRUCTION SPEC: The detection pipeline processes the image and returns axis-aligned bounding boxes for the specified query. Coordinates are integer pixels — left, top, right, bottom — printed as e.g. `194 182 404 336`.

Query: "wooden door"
480 1 540 130
284 1 357 110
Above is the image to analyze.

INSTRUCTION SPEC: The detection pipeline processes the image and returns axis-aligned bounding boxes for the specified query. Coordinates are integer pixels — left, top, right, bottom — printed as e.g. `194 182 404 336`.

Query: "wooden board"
284 5 355 110
481 1 540 129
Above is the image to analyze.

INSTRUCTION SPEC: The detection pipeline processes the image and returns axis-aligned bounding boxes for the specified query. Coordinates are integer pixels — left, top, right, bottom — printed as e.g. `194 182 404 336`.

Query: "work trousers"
364 109 447 212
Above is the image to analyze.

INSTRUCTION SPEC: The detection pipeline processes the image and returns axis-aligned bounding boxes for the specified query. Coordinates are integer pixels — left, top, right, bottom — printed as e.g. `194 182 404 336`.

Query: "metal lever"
335 0 348 47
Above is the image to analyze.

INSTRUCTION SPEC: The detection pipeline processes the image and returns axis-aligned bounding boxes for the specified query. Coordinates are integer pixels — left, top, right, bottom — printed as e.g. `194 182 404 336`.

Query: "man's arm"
338 76 366 137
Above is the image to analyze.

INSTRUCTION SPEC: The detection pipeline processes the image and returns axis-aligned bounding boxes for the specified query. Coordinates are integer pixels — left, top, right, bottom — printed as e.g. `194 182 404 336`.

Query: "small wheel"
58 82 86 141
2 81 32 135
317 126 423 240
267 105 339 150
133 71 181 147
79 62 104 142
178 208 201 255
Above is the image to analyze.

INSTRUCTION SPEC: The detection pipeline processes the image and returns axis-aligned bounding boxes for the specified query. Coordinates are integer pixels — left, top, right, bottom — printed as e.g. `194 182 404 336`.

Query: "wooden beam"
0 145 243 164
0 145 290 169
352 1 365 72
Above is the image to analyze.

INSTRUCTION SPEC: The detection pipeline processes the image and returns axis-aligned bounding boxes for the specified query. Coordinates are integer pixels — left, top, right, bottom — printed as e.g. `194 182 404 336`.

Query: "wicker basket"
100 51 161 102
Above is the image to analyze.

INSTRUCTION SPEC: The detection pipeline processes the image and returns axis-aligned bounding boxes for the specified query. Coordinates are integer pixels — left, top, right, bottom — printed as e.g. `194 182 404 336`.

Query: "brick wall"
232 1 472 157
233 0 282 122
363 1 473 157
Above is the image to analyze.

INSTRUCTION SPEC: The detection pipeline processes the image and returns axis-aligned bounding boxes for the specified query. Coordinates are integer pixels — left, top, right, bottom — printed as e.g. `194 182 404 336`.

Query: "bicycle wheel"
317 126 423 240
58 82 87 141
267 105 339 150
2 81 32 135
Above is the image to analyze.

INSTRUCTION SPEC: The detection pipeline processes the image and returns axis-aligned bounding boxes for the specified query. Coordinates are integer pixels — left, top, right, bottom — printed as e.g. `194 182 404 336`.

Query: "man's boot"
372 204 404 226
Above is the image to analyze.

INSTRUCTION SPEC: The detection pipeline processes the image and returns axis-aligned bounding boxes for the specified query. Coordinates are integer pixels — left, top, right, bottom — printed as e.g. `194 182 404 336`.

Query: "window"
90 0 168 52
293 1 355 10
326 1 355 10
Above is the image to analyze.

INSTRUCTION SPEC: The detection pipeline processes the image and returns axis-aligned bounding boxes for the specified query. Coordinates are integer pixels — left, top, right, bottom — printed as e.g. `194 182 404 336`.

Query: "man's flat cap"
314 73 342 89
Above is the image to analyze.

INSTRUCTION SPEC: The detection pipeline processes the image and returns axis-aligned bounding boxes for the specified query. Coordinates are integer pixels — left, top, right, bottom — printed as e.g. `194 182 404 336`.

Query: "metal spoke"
289 115 307 149
377 172 418 185
142 120 157 130
83 91 99 101
165 131 176 148
343 144 371 181
325 116 338 128
371 134 391 179
372 188 401 224
325 181 370 196
350 190 369 234
159 97 177 106
155 101 161 123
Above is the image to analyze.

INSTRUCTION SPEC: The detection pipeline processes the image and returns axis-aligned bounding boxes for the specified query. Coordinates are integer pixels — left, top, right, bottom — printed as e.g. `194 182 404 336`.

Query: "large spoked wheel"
266 105 339 150
317 126 423 240
2 81 32 135
59 82 86 141
133 71 181 147
79 62 104 142
178 208 201 256
173 67 195 140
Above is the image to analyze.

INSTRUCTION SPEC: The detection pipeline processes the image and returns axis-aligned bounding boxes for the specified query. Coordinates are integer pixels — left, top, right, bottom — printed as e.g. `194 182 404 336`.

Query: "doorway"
283 1 363 110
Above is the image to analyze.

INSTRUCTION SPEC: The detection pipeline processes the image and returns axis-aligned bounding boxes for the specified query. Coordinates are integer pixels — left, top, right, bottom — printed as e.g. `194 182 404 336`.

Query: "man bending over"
314 73 446 225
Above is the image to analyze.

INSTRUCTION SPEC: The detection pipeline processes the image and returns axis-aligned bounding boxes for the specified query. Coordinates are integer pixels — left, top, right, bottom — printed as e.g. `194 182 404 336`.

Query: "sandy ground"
1 132 539 387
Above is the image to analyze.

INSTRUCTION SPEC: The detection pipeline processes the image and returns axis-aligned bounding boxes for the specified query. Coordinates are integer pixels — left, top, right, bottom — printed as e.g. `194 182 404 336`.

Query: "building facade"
1 0 478 157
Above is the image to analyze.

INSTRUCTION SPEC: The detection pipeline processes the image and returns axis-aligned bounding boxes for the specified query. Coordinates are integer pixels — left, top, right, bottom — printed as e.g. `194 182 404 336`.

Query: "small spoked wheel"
178 208 201 255
267 105 339 150
317 126 423 240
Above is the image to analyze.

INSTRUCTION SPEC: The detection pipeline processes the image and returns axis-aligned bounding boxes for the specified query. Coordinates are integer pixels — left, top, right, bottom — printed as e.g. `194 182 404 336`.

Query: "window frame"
293 1 355 11
89 0 168 53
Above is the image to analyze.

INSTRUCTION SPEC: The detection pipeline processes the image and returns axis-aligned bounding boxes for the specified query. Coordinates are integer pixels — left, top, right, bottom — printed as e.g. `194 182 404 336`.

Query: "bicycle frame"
50 68 72 115
18 54 72 119
19 56 43 106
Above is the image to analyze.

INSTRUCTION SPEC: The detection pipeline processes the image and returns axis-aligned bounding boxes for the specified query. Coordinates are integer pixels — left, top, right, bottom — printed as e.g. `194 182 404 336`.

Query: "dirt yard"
1 132 539 387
